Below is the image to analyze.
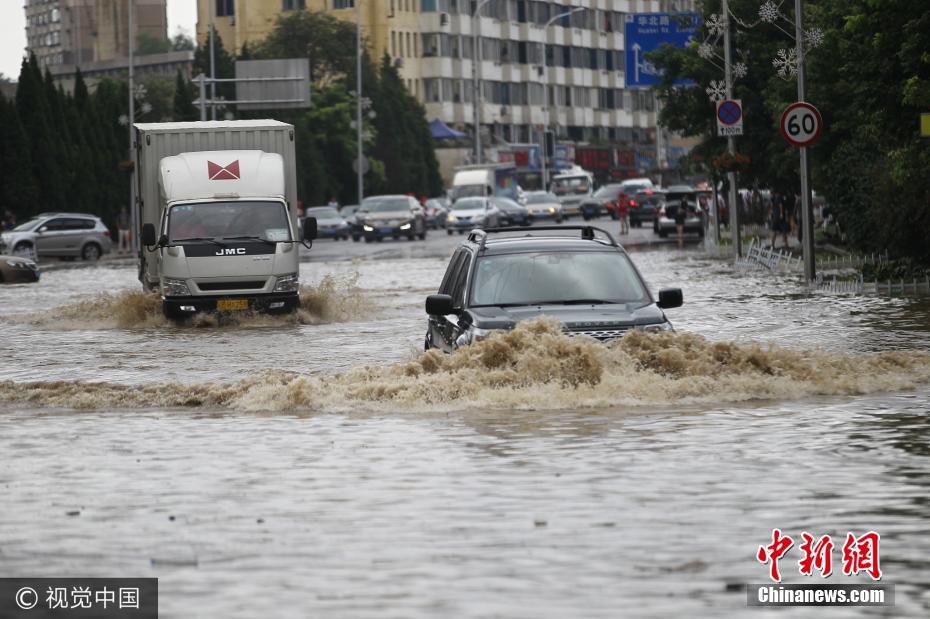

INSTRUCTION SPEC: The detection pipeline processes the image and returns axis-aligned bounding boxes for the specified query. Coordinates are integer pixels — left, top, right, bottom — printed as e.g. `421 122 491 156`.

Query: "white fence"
815 275 930 295
735 238 803 272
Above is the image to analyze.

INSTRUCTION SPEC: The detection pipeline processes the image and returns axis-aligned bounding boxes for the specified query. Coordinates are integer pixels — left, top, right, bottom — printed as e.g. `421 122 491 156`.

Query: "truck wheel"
81 243 102 261
447 230 453 236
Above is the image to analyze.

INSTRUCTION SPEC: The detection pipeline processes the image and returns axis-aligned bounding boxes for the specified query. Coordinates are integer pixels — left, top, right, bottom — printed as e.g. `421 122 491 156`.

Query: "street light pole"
472 0 491 165
541 7 583 191
209 0 217 120
356 0 364 204
722 0 741 258
795 0 815 281
128 0 137 254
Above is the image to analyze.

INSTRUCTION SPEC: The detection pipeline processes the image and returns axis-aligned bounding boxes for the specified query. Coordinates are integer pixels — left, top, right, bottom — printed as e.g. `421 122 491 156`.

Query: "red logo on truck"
208 160 240 180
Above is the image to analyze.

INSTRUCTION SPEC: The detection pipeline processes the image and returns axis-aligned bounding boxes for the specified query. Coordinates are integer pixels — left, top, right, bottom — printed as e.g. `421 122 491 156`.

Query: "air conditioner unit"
394 57 404 68
439 12 450 27
500 106 510 116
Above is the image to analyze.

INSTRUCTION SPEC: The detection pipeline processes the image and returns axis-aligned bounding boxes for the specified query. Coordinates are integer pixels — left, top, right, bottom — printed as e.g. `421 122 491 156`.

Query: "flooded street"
2 237 930 617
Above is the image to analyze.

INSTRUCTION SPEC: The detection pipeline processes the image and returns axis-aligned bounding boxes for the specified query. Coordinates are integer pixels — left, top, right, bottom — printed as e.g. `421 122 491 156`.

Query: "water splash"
2 319 928 412
4 274 371 330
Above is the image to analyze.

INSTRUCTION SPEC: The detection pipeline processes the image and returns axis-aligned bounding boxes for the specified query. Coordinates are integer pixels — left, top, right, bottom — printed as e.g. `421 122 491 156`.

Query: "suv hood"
468 303 666 330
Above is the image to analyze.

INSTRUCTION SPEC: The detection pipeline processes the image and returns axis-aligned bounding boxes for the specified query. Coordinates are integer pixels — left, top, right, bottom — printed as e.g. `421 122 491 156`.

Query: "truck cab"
141 150 310 319
549 167 595 217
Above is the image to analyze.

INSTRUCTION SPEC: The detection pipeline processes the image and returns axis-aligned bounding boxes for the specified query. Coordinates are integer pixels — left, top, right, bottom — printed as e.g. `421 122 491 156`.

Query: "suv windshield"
525 192 558 204
362 198 410 213
12 218 43 232
168 201 291 243
306 207 340 219
453 198 486 211
471 251 649 306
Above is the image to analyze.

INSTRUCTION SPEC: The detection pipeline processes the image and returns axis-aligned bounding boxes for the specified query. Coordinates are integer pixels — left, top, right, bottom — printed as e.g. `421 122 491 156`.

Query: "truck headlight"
162 278 191 296
274 273 299 293
400 222 412 230
447 214 456 222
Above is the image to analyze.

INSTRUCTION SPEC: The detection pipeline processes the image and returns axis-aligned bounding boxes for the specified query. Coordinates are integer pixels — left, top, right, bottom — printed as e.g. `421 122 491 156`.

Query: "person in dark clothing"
2 209 15 231
769 190 789 249
674 199 688 249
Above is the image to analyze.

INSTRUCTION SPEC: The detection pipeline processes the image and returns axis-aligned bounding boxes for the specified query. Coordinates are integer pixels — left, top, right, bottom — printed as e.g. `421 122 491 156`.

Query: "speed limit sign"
780 102 822 147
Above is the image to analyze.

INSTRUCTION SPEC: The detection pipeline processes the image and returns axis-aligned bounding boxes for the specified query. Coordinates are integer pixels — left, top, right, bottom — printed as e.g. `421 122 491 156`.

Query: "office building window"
216 0 235 16
331 0 352 8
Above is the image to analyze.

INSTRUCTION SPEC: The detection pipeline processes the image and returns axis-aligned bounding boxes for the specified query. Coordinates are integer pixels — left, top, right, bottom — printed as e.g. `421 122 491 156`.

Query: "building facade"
24 0 168 69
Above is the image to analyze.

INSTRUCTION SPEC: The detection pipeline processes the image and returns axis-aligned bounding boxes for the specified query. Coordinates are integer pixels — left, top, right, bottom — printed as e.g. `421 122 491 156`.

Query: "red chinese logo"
207 160 240 181
842 531 882 580
799 533 834 577
758 530 882 582
757 528 794 582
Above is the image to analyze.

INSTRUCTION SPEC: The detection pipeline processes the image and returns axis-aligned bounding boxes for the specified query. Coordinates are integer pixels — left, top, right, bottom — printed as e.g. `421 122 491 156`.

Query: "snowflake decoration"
805 27 825 49
698 43 715 60
706 80 727 103
772 47 798 79
732 62 748 79
759 1 780 24
705 13 726 37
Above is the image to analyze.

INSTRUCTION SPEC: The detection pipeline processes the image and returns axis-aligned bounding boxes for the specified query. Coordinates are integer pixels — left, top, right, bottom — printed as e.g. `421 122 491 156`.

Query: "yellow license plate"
217 299 249 311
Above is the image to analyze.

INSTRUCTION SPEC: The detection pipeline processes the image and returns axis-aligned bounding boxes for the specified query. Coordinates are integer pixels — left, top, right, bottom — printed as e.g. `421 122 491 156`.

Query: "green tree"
194 29 236 103
0 92 39 218
173 70 199 121
252 10 358 84
171 31 196 51
136 32 172 55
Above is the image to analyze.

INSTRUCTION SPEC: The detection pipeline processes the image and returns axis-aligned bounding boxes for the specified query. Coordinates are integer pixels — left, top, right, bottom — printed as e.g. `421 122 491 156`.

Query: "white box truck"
132 120 316 319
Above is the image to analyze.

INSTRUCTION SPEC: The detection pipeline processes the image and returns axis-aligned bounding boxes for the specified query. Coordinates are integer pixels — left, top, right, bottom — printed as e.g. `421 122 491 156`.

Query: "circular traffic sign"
780 102 822 147
717 100 742 125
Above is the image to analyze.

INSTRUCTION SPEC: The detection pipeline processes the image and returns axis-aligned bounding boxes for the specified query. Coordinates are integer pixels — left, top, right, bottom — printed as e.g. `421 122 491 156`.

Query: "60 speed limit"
780 102 822 147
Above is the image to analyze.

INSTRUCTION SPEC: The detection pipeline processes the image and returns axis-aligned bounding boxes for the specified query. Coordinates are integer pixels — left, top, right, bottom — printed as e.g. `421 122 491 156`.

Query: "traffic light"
544 130 555 158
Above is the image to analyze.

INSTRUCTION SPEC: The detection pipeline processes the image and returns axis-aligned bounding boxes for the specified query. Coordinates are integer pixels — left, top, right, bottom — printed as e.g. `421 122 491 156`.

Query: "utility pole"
472 0 491 165
541 7 583 191
128 0 137 254
795 0 815 281
722 0 741 258
356 0 364 204
209 0 217 120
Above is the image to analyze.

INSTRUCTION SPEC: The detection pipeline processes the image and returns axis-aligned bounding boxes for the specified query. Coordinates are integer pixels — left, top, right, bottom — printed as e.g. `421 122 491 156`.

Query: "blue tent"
429 118 467 140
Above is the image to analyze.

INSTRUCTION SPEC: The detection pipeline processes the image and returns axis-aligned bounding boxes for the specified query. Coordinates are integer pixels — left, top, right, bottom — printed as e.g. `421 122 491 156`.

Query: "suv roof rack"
466 226 619 251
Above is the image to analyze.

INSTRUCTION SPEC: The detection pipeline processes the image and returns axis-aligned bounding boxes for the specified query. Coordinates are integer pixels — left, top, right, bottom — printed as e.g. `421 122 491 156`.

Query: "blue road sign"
625 13 701 88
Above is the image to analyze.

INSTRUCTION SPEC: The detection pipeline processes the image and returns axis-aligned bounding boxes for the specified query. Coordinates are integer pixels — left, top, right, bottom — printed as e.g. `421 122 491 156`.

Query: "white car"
446 197 502 234
523 191 564 222
0 212 113 261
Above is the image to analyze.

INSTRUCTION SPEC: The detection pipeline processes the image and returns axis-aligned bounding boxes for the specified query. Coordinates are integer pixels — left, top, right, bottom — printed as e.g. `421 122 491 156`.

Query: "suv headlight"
639 321 674 333
400 222 412 230
274 273 299 293
162 277 191 296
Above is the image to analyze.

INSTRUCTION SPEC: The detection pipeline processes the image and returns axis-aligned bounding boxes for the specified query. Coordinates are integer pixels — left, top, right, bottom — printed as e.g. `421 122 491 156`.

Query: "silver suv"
0 213 112 261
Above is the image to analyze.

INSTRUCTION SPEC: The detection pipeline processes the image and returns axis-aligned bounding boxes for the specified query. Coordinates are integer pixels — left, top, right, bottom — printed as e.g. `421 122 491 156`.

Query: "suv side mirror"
141 223 157 246
303 217 318 241
425 294 455 316
657 288 683 309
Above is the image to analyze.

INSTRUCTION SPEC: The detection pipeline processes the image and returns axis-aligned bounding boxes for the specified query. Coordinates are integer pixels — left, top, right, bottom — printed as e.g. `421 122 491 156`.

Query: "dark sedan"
628 190 665 227
491 197 532 227
357 195 428 242
0 254 40 283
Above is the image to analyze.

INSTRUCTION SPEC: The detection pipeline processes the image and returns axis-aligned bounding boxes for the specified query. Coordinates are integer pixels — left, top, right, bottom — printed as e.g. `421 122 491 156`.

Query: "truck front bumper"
163 292 300 318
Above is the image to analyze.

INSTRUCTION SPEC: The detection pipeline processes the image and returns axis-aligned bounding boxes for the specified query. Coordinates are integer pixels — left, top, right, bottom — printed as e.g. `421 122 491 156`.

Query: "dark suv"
424 226 683 352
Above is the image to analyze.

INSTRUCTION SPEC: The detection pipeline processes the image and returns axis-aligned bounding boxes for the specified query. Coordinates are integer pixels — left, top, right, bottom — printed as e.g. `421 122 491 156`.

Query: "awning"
429 118 467 140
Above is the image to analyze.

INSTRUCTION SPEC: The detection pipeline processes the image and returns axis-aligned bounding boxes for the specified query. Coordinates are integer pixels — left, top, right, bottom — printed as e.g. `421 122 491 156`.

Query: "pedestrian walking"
117 207 130 253
768 190 789 250
327 196 339 209
2 209 15 231
618 195 629 236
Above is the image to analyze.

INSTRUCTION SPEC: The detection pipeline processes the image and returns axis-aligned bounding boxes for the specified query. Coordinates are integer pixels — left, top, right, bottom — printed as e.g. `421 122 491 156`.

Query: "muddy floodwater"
2 246 930 617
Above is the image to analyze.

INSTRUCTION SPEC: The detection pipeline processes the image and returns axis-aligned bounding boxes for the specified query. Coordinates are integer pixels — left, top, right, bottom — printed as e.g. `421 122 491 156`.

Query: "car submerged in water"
0 254 40 283
424 226 683 351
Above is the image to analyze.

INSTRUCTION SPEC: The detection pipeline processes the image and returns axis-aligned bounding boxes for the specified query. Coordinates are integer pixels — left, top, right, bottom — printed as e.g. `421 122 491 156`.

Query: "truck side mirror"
141 223 157 246
302 216 318 241
657 288 683 309
425 294 455 316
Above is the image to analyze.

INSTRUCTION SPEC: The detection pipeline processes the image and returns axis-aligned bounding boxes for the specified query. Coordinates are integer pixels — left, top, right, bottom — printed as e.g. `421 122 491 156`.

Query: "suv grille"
197 280 266 291
565 327 631 342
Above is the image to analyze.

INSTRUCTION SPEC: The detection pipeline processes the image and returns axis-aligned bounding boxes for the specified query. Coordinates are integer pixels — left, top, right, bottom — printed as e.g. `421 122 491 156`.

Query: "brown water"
1 250 930 617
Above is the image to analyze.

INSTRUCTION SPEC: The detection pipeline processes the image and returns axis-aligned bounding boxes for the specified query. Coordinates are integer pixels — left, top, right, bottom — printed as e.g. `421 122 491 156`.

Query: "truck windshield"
451 184 486 201
551 177 591 195
471 251 649 307
168 201 291 243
